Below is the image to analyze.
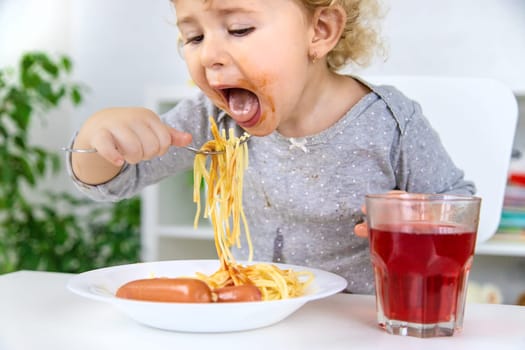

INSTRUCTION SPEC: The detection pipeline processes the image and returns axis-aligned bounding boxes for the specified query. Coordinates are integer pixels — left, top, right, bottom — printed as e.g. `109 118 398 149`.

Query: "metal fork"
62 134 251 156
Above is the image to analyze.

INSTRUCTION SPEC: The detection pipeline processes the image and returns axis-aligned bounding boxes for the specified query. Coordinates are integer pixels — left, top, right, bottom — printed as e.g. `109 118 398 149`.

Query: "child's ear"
309 5 346 61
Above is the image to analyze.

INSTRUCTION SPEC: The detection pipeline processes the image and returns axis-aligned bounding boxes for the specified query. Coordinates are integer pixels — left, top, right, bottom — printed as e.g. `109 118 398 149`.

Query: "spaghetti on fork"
192 118 313 301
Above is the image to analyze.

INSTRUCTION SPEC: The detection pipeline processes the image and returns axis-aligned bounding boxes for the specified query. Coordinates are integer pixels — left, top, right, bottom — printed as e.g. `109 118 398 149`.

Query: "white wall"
0 0 75 193
354 0 525 94
68 0 189 130
0 0 70 67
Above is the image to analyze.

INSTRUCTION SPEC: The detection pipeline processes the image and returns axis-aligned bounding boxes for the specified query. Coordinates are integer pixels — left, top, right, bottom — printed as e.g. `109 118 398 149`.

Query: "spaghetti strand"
192 118 313 300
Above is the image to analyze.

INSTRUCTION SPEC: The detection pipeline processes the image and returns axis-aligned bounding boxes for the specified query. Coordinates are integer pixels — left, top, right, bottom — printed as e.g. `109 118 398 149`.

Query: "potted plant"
0 52 141 274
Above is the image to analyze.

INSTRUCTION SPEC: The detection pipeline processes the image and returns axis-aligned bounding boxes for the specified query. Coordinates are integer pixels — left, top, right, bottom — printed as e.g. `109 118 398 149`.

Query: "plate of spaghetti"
67 259 347 332
68 118 347 331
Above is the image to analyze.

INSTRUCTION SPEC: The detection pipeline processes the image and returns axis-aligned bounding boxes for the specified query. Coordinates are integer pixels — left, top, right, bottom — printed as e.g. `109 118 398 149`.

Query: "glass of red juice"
365 193 481 338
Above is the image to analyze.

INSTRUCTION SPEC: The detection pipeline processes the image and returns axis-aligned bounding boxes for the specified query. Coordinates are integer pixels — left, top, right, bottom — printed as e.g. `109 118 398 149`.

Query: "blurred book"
497 172 525 235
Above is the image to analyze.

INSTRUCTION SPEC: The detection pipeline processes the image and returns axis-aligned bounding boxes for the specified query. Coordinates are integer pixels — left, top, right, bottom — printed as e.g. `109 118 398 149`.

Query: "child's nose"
199 37 230 69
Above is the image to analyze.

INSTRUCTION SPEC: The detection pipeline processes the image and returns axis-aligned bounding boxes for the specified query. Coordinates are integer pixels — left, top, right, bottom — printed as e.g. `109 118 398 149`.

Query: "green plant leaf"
15 155 36 186
7 89 33 130
36 81 55 104
0 123 7 139
21 70 41 90
13 103 32 130
13 134 27 150
60 56 72 73
51 154 61 173
40 55 59 78
0 71 6 89
70 86 83 105
20 54 35 72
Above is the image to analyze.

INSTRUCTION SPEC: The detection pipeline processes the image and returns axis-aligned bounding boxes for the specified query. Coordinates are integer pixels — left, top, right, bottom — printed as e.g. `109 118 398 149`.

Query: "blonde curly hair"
302 0 385 71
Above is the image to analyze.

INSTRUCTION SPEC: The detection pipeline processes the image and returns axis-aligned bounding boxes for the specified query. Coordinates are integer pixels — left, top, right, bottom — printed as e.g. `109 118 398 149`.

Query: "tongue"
228 89 259 120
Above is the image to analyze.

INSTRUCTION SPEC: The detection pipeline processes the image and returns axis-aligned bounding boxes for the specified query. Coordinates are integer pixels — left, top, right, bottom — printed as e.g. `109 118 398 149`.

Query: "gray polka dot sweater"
68 80 475 294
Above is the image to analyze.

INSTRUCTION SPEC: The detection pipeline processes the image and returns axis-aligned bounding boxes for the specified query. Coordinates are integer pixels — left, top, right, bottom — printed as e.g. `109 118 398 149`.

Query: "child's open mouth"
225 88 261 128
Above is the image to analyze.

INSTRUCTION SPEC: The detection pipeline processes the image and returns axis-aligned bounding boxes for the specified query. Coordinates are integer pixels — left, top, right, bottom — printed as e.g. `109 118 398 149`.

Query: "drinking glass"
366 193 481 338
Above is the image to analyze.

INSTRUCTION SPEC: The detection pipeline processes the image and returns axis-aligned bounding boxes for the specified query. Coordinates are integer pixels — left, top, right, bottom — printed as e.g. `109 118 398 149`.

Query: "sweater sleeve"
394 100 476 195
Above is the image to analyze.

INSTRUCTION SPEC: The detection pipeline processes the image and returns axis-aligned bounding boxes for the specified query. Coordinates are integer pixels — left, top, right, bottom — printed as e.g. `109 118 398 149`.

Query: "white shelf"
475 235 525 257
157 225 214 240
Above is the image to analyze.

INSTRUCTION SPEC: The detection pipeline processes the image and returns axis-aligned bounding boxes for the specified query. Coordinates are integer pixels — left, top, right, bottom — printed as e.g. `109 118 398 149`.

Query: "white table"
1 271 524 350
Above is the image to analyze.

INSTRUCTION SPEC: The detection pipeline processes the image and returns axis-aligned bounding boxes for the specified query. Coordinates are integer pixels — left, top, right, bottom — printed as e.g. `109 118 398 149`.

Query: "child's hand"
71 107 192 184
75 107 192 166
353 204 369 238
354 190 406 238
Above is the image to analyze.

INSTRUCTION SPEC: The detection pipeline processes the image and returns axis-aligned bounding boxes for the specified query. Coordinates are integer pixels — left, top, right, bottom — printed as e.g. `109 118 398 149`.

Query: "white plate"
67 259 347 332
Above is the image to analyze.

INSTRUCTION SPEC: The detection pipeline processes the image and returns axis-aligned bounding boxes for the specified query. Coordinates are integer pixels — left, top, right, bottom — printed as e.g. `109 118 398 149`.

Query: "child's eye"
229 27 255 37
185 34 204 45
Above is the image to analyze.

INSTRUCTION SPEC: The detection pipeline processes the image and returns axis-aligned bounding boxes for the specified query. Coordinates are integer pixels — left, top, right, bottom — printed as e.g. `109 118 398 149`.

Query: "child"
68 0 475 294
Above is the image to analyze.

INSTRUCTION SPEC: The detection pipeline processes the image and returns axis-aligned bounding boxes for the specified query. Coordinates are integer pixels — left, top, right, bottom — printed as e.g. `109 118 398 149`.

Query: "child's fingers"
168 127 193 147
91 129 126 167
354 223 369 238
147 122 174 156
128 124 162 160
107 127 147 165
354 204 369 237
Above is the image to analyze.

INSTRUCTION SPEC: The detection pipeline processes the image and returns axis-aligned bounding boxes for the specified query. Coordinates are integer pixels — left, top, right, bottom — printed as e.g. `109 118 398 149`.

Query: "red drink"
370 223 477 325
